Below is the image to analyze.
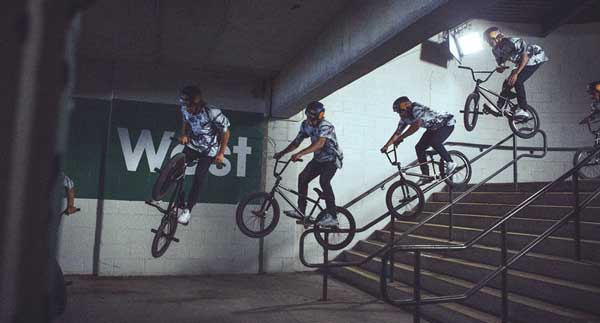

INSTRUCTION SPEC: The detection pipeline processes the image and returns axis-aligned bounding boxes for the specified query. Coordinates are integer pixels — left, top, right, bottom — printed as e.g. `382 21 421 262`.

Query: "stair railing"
298 130 547 270
379 145 600 323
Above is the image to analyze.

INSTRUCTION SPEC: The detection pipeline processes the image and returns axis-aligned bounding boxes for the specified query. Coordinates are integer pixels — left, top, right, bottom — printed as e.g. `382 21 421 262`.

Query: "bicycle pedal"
171 237 180 243
151 229 158 234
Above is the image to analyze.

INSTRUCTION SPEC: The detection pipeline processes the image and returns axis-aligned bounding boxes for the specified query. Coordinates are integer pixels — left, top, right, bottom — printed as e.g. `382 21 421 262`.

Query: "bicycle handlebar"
458 65 497 84
273 158 303 177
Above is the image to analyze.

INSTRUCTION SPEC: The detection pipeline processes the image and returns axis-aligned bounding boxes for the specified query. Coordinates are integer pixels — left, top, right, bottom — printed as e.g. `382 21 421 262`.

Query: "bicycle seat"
313 188 325 198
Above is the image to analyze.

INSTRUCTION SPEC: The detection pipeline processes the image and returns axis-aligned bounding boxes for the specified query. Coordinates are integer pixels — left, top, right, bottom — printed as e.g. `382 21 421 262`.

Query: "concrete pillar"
0 1 92 321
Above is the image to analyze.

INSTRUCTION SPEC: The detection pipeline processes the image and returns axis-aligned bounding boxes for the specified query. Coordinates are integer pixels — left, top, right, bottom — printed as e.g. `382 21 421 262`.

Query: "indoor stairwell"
331 180 600 323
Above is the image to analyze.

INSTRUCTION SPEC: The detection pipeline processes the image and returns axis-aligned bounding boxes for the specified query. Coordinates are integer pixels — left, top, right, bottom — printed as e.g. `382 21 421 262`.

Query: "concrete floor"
55 272 427 323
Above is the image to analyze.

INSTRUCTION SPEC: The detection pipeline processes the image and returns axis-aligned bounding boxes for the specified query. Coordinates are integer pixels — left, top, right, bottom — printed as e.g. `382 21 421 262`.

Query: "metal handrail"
380 145 600 323
446 141 592 153
298 130 547 269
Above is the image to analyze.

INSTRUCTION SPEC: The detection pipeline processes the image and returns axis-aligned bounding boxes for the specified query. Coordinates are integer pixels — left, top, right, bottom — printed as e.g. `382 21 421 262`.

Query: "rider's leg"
317 161 338 217
415 131 433 175
513 64 541 111
186 155 213 211
297 161 319 214
429 126 455 163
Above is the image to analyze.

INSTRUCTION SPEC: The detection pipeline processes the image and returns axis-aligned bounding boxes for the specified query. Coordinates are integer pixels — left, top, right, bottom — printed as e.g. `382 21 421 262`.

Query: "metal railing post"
413 251 421 323
448 185 454 241
501 223 508 322
573 172 581 261
258 217 265 274
390 211 395 282
512 135 518 192
320 232 329 301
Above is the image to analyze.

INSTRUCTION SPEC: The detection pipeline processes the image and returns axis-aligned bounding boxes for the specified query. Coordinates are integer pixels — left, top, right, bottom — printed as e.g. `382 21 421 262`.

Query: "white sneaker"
513 108 530 119
178 209 191 224
318 214 339 227
445 161 457 175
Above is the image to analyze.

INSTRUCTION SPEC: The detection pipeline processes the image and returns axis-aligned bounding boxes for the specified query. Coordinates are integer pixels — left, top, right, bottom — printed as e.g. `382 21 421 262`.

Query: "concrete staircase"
331 181 600 323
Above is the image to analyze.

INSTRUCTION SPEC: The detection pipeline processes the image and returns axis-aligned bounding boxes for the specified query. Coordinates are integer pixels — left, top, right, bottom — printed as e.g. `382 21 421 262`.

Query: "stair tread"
366 235 600 269
359 239 600 294
425 201 600 209
346 250 599 320
390 221 600 245
337 266 504 323
419 211 600 226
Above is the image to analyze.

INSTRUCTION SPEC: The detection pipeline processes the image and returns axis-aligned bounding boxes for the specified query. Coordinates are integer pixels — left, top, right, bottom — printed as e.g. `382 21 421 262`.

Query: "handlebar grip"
215 162 224 169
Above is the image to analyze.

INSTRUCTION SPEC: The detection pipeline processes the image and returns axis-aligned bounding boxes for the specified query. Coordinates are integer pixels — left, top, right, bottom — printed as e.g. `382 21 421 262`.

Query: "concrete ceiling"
77 0 348 79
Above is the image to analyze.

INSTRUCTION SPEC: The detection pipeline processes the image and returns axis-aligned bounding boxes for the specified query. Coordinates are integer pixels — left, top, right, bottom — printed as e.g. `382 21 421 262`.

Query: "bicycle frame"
266 159 326 224
460 66 516 118
384 145 452 183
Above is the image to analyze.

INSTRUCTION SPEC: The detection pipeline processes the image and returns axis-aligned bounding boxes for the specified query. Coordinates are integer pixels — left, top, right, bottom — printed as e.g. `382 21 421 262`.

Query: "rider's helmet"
179 85 202 106
392 96 411 112
587 81 600 95
305 101 325 120
483 26 501 46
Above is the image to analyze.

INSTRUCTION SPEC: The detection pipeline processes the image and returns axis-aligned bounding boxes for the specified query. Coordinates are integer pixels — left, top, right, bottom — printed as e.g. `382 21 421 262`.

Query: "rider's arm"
514 51 529 75
180 111 190 136
397 121 422 141
216 129 230 157
294 137 326 158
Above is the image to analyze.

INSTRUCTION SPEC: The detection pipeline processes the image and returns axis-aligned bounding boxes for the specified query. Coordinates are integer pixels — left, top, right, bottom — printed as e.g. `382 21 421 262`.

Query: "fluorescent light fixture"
456 32 483 55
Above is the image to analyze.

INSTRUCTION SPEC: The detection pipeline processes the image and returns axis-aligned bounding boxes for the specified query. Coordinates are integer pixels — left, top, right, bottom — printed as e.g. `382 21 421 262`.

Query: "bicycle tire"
151 212 178 258
313 207 356 250
385 180 424 219
463 93 479 132
443 150 472 186
236 192 280 238
574 149 600 179
509 106 540 139
152 153 186 201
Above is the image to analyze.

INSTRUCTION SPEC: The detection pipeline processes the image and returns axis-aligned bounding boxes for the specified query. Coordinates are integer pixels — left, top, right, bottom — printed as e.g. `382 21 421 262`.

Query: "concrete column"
0 1 91 321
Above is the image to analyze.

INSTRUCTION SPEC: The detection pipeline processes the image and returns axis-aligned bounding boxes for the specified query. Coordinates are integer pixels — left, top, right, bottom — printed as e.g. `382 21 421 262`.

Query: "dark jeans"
415 125 454 175
498 64 542 111
182 146 214 210
298 160 337 217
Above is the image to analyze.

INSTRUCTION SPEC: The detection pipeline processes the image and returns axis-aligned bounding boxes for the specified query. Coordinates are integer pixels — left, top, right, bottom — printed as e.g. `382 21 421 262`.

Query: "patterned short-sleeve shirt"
395 102 455 134
493 37 549 67
181 105 230 157
292 119 344 168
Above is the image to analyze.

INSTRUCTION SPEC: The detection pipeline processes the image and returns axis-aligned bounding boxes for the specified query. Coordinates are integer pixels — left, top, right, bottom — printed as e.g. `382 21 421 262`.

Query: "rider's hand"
179 135 189 145
291 153 302 162
65 205 79 215
496 66 508 73
273 152 283 160
215 153 225 165
507 71 519 87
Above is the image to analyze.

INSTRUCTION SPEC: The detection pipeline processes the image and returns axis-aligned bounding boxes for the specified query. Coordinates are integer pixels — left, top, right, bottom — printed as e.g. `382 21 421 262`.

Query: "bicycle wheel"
151 212 178 258
574 149 600 179
463 93 479 132
152 153 186 201
236 192 280 238
313 207 356 250
509 106 540 139
385 180 424 219
442 150 472 186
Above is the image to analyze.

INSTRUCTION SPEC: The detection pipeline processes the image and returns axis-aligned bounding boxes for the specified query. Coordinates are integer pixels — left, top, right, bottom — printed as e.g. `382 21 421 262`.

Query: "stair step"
357 236 600 288
422 202 600 223
342 251 599 323
384 222 600 262
329 264 503 323
416 212 600 240
446 181 600 193
431 192 600 207
348 244 600 315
